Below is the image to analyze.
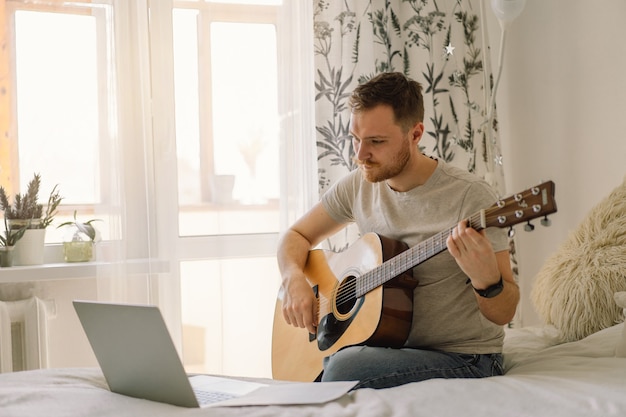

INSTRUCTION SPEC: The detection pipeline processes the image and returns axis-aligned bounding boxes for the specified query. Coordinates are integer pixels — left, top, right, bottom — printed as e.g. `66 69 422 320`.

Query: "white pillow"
614 292 626 357
531 176 626 342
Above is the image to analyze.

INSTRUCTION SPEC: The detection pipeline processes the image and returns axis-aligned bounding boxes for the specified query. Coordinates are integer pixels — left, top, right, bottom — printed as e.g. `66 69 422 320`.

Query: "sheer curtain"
47 0 316 376
143 0 316 376
91 0 164 308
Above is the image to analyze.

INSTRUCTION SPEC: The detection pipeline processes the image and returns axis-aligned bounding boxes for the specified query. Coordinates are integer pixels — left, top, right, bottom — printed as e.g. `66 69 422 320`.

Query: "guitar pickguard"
316 297 364 351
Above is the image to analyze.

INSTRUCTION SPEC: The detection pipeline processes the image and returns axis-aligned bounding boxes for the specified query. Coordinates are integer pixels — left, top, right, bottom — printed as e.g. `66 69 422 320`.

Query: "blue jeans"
320 345 503 389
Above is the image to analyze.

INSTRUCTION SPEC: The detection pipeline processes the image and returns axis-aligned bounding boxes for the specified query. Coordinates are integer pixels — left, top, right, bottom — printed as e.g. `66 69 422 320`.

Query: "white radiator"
0 297 54 373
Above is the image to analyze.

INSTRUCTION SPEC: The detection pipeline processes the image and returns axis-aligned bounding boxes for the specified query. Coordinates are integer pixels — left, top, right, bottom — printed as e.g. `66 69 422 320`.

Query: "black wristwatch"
471 276 504 298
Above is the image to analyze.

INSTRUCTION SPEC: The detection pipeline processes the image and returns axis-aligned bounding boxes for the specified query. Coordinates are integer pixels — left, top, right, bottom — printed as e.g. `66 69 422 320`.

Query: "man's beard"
357 141 411 183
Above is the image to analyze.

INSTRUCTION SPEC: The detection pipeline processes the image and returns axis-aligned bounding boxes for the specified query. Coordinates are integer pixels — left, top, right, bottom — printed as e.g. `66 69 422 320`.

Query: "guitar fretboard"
355 211 485 297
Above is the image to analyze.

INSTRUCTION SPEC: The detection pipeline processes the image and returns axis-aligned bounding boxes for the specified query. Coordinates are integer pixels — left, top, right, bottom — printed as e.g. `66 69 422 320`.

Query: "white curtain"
100 0 316 374
93 0 166 308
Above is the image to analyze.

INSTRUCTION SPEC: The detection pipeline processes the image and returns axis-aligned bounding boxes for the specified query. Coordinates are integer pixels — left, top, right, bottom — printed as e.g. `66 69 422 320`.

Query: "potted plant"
0 173 63 265
57 211 101 262
0 217 27 267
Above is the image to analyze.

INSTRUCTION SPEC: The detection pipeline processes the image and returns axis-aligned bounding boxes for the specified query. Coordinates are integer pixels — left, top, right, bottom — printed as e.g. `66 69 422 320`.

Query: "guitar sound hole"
336 276 357 315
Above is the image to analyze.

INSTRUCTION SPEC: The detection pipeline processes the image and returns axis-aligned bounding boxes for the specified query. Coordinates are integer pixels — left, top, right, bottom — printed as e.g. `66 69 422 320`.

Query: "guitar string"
319 211 488 312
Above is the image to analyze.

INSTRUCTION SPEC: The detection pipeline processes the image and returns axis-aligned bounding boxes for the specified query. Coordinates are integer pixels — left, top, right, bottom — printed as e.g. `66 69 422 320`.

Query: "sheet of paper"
207 380 358 407
190 374 267 397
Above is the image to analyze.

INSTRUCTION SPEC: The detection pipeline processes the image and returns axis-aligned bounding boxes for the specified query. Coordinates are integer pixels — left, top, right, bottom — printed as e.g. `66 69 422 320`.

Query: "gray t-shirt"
321 159 509 353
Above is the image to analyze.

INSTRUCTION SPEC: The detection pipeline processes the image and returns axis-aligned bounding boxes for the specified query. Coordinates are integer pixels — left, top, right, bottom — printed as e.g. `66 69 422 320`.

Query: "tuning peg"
524 221 535 232
508 227 515 238
541 216 551 227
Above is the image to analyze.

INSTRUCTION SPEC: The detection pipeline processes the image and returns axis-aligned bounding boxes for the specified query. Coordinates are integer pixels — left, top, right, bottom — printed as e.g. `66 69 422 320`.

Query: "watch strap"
471 275 504 298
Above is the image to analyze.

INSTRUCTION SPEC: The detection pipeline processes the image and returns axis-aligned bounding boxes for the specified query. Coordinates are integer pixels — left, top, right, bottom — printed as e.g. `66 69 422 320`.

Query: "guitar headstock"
484 181 557 231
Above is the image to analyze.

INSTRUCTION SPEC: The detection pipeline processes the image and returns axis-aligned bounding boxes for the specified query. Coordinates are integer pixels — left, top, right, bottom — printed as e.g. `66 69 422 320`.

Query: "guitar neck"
356 211 486 297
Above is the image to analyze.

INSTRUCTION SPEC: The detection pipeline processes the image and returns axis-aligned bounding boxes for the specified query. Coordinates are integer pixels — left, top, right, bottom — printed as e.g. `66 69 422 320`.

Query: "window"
5 1 114 243
173 4 280 236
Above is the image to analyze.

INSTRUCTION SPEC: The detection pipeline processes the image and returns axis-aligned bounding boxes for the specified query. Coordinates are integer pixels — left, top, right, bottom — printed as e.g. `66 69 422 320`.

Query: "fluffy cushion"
531 176 626 342
614 292 626 357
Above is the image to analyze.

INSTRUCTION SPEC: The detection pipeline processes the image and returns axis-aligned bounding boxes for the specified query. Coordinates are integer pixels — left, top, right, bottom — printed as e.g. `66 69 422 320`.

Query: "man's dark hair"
349 72 424 132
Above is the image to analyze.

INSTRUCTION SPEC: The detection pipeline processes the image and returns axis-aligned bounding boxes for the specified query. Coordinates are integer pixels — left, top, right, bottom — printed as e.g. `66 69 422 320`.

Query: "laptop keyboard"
194 389 237 405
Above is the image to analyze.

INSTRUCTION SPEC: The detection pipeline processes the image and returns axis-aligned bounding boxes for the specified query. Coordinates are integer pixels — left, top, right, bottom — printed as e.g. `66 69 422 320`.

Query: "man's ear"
411 122 425 145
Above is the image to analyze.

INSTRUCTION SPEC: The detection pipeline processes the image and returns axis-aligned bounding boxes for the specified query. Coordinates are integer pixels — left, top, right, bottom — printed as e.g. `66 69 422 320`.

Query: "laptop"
73 300 268 408
73 300 357 408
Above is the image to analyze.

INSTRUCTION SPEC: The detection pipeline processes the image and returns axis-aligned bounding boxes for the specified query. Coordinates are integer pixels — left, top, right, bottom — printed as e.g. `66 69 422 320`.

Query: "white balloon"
490 0 527 23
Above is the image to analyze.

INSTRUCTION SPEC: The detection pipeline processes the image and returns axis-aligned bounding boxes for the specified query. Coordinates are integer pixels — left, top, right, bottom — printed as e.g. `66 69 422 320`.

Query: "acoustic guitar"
272 181 557 382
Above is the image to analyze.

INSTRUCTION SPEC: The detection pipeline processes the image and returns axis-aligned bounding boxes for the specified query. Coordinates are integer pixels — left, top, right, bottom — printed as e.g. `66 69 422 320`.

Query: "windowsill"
0 258 170 283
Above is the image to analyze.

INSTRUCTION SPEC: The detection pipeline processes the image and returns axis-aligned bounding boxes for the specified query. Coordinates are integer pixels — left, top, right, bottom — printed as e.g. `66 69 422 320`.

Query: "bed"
1 318 625 417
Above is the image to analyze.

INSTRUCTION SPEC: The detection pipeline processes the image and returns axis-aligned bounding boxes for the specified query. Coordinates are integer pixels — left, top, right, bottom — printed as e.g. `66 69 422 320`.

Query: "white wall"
488 1 626 326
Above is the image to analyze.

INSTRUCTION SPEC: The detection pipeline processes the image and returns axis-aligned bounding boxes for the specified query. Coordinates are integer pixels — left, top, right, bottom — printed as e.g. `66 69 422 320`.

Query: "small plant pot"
0 246 15 267
63 241 95 263
12 228 46 266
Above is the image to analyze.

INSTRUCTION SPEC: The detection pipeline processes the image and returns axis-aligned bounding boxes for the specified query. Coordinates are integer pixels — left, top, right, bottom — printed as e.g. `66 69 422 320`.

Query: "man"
277 72 519 389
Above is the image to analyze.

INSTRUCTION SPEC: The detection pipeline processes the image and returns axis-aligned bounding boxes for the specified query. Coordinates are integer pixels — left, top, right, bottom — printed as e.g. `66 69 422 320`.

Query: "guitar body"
272 233 417 382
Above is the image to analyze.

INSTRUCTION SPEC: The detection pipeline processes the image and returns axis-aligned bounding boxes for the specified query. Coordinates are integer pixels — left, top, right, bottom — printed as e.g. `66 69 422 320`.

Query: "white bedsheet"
1 323 625 417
